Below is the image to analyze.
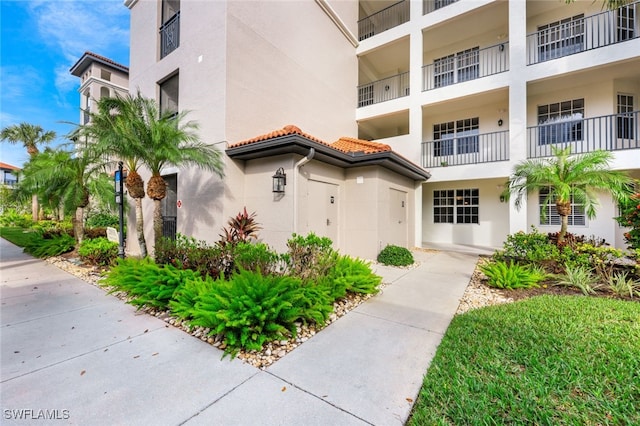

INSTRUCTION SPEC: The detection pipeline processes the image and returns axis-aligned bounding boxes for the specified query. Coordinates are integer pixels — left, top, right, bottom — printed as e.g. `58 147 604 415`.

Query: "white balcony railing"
527 1 639 65
357 72 410 107
422 130 509 168
422 43 509 91
527 111 640 158
358 0 409 41
423 0 459 15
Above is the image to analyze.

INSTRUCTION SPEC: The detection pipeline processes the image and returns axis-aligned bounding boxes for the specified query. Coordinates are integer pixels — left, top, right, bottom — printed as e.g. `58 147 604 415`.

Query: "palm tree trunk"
73 207 84 244
134 197 148 258
31 195 38 222
153 199 163 254
556 200 572 244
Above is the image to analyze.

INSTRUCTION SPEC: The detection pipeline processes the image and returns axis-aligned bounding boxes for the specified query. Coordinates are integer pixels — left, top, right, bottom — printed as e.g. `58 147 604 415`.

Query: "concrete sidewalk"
1 238 479 425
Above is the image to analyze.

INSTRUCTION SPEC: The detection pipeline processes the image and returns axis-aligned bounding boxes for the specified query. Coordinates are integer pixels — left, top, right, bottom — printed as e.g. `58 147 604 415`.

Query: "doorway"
307 180 339 244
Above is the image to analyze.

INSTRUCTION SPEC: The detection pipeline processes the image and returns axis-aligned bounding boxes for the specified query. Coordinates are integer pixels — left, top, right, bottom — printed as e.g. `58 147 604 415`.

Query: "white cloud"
0 66 45 100
27 0 130 94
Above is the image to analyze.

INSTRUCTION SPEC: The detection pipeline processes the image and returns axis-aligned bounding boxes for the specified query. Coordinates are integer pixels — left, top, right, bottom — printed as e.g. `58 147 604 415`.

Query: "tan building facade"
120 0 639 257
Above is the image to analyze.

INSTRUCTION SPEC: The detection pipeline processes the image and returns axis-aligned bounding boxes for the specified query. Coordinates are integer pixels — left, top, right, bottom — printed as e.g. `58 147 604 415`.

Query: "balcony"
357 72 410 107
160 11 180 59
82 108 90 125
422 130 509 168
527 111 640 158
358 0 409 41
423 0 459 15
422 43 509 91
527 1 639 65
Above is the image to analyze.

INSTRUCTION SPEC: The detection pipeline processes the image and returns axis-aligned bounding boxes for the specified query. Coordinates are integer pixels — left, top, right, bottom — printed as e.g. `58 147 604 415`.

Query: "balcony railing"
358 0 409 41
82 108 90 125
423 0 459 15
422 43 509 91
422 130 509 168
357 72 410 107
527 111 640 158
527 1 639 65
160 11 180 59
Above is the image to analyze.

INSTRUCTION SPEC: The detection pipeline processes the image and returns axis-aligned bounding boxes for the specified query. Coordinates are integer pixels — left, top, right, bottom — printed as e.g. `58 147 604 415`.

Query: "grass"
409 296 640 425
0 226 40 247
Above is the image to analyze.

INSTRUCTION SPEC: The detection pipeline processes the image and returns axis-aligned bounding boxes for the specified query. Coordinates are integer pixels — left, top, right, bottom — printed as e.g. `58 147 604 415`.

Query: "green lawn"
0 226 40 247
409 296 640 425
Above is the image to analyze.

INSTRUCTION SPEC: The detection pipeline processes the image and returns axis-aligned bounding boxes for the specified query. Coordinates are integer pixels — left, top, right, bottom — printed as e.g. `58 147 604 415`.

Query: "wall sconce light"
498 119 503 127
272 167 286 193
499 43 505 52
499 194 506 203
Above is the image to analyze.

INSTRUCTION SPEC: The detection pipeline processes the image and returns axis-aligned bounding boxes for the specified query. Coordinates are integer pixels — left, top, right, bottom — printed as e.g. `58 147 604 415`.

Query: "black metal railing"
527 1 639 65
423 0 459 15
358 0 409 41
422 130 509 168
357 72 410 107
160 11 180 59
423 42 509 91
527 111 640 158
162 216 177 239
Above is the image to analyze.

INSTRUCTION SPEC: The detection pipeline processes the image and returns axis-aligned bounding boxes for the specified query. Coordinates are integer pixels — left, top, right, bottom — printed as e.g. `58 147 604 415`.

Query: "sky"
0 0 130 168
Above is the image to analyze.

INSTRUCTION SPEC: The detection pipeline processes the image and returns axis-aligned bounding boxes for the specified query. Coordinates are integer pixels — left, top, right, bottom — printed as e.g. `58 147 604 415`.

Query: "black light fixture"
498 119 504 127
272 167 286 193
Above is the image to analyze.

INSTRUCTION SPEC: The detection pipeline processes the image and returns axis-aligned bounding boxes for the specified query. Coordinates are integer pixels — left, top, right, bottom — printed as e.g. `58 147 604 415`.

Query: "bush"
616 186 640 250
233 241 284 274
377 245 414 266
86 212 119 228
155 234 222 279
190 269 327 356
496 226 559 263
32 220 73 239
552 264 601 296
100 258 200 309
78 237 118 266
84 227 108 239
323 255 382 297
286 233 337 279
479 259 545 290
169 274 219 320
607 272 640 299
0 210 33 228
23 233 75 258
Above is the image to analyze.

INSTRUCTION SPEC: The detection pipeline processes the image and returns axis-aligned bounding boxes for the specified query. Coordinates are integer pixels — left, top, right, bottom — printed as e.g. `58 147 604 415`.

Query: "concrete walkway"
0 238 479 425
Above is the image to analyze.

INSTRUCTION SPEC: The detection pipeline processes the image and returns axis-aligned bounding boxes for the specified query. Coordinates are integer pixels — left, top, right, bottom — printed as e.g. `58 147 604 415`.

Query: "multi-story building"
123 0 639 258
70 51 129 126
0 162 20 187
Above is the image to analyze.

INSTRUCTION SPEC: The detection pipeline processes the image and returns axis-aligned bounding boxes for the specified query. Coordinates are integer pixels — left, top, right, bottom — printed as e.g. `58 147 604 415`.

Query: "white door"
308 180 339 244
389 188 408 247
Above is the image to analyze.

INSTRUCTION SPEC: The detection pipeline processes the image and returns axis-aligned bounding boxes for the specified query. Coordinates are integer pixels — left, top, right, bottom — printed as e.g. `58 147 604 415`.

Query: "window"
617 4 635 42
434 189 479 224
433 118 479 156
159 73 179 116
617 94 635 139
539 187 586 226
537 15 584 61
160 0 180 58
100 70 111 81
433 47 479 88
100 86 110 99
537 98 584 145
358 84 374 107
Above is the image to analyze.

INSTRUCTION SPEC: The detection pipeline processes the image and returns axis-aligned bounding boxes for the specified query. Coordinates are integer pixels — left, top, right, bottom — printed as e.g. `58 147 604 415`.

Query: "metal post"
117 161 125 259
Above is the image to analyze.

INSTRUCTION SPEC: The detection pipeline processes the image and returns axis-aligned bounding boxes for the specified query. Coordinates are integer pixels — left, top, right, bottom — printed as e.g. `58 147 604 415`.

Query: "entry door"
389 188 408 247
308 180 338 243
161 174 178 239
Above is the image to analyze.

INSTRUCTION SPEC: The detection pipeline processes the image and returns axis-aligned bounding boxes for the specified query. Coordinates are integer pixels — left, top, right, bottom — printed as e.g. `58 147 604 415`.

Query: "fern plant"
479 260 545 290
169 274 219 320
24 233 75 258
553 264 602 295
324 255 382 297
189 269 325 356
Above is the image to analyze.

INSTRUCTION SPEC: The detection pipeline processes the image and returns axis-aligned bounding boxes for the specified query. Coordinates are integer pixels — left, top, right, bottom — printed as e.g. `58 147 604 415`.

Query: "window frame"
159 72 179 117
433 188 479 224
617 93 635 140
537 98 584 145
537 14 585 61
433 117 479 156
538 186 586 227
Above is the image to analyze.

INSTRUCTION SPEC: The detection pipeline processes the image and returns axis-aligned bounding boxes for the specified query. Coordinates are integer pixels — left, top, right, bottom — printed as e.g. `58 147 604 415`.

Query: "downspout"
293 148 315 234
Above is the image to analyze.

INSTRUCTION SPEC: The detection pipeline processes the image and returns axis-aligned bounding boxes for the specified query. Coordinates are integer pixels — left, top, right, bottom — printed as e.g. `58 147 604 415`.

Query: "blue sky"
1 0 130 168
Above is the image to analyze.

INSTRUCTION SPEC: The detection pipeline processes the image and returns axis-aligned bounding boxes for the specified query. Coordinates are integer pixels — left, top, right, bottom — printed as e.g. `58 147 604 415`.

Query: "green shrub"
377 245 414 266
86 212 119 228
552 264 601 296
233 241 284 274
78 237 118 266
190 269 328 356
100 258 200 309
24 233 75 258
84 227 108 239
496 226 559 263
0 210 33 228
155 234 222 279
169 274 219 320
32 220 74 239
479 260 545 290
323 255 382 297
286 233 337 279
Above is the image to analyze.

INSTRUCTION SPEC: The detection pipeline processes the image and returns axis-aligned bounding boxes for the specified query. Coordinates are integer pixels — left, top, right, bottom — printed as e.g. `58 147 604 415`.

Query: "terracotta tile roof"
230 125 329 148
331 137 391 154
0 162 20 171
231 126 391 155
70 51 129 76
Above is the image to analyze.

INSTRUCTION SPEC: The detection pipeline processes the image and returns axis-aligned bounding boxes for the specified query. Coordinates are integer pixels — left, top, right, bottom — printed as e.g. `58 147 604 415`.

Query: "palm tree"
1 123 56 220
79 93 150 257
503 146 632 244
138 101 224 249
17 144 113 243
